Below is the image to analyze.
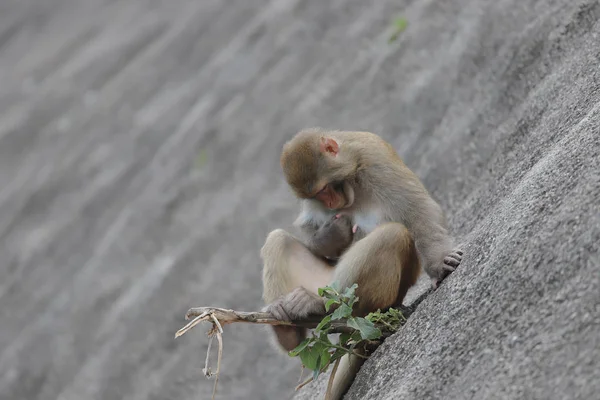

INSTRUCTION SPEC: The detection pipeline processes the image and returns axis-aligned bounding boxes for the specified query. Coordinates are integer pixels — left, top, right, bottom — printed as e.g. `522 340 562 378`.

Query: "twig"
210 313 224 334
211 330 223 400
176 314 209 338
202 335 214 377
295 376 314 391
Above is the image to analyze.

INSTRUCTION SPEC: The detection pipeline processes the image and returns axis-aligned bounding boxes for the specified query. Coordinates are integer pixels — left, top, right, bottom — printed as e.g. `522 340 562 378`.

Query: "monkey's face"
281 133 356 210
281 153 354 209
312 180 353 210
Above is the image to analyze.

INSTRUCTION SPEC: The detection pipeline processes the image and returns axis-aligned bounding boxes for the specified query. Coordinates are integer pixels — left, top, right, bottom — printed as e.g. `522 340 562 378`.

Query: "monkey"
299 213 354 261
260 128 463 399
296 212 360 263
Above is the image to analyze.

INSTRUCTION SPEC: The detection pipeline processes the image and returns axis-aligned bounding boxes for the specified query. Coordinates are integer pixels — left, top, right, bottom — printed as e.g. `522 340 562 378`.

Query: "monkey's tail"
325 352 365 400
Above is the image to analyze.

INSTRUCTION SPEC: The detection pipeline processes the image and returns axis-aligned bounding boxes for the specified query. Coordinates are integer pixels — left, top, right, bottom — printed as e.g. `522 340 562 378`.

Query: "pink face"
314 183 346 210
313 137 348 209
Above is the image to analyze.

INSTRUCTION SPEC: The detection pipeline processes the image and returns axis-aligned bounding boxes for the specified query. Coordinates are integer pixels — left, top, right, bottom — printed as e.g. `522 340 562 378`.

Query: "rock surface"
0 1 598 400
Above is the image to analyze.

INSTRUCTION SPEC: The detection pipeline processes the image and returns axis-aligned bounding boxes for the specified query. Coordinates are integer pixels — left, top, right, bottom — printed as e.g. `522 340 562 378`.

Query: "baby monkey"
261 128 463 399
298 212 360 263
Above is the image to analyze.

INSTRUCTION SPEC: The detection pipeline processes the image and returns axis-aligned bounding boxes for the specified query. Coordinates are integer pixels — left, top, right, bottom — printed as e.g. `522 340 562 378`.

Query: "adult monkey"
261 128 463 399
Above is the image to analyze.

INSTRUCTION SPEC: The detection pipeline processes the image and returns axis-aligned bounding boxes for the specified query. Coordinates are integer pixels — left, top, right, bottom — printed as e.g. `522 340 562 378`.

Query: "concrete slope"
295 0 600 399
0 1 597 400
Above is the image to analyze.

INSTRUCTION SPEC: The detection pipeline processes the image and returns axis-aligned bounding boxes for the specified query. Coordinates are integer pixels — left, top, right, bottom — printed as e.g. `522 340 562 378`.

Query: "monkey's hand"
263 287 326 322
262 287 326 352
306 214 354 259
431 249 464 288
351 223 367 243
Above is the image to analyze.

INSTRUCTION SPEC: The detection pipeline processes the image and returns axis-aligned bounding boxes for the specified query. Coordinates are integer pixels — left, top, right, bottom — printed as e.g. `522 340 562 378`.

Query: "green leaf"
318 330 330 342
288 338 311 357
331 303 353 320
351 330 363 342
329 281 341 293
347 317 383 340
302 341 330 376
299 345 320 371
390 307 406 322
319 286 339 300
318 285 336 296
347 295 359 308
364 307 405 333
394 17 408 30
388 17 408 43
313 363 321 380
315 315 332 333
319 349 331 371
325 298 338 312
339 332 352 347
195 148 208 168
342 283 358 299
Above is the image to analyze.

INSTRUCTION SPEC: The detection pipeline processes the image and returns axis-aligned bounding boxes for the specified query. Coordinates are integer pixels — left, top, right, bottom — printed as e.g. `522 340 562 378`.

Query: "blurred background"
1 1 598 400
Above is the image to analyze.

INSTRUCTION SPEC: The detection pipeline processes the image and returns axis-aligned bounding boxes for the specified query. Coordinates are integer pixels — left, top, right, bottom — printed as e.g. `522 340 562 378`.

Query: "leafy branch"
286 282 406 394
175 283 407 399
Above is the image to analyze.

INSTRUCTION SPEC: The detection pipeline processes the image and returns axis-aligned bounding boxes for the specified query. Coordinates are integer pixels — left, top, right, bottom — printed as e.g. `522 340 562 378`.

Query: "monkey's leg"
327 223 420 400
333 222 420 314
260 229 334 351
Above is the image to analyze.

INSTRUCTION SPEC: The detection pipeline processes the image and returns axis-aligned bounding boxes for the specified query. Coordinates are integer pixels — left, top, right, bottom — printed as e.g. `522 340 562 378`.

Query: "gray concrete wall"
0 1 598 400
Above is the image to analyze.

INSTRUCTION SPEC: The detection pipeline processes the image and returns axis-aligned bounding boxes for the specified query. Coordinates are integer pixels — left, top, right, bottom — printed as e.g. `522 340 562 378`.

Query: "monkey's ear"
319 137 339 157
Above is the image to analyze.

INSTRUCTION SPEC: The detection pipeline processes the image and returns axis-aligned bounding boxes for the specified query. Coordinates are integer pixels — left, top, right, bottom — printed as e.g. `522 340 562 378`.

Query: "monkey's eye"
313 183 329 199
331 181 344 192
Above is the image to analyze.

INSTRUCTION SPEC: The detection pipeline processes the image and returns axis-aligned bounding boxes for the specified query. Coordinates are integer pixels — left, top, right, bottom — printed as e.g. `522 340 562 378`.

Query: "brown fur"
262 128 463 399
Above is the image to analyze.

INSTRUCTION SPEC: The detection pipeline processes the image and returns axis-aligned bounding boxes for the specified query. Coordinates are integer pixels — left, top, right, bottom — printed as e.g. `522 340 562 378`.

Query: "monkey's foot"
444 249 463 268
431 249 464 289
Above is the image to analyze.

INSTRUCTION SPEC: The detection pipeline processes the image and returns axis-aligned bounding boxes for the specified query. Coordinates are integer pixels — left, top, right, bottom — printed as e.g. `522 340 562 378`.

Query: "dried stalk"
211 330 223 400
295 375 314 391
202 335 214 377
176 307 378 339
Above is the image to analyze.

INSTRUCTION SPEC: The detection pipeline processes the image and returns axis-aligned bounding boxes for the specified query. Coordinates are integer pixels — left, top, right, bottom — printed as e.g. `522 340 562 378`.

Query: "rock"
0 1 597 400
